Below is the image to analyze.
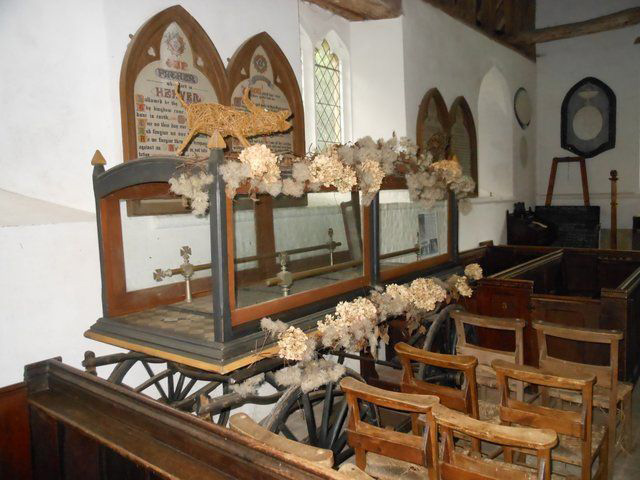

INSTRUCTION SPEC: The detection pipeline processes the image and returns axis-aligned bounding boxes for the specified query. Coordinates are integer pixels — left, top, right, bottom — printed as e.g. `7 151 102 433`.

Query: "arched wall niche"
120 5 228 161
226 32 305 156
449 96 478 196
416 88 449 154
478 66 514 198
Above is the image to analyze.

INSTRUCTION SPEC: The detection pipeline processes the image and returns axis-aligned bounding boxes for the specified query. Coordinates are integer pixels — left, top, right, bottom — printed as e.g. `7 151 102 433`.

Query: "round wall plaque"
514 87 531 130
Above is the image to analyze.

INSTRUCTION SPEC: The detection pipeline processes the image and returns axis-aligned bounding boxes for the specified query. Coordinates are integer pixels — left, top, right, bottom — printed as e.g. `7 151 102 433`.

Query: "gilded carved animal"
174 83 292 154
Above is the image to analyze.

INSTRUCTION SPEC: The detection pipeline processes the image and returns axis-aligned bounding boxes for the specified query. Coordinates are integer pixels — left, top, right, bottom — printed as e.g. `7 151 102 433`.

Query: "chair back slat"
395 342 478 418
533 320 621 390
452 311 526 399
493 360 595 442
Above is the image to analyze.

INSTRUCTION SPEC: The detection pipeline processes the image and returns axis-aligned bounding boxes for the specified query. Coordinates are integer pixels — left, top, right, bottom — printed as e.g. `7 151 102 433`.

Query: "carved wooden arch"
416 88 449 154
119 5 229 162
449 96 478 195
226 32 305 156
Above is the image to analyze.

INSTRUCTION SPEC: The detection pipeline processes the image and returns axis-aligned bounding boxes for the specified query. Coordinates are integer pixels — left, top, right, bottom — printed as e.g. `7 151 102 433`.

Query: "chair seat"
364 452 430 480
547 382 633 409
453 449 566 480
374 365 402 386
478 399 501 424
338 463 375 479
477 372 525 392
552 424 607 466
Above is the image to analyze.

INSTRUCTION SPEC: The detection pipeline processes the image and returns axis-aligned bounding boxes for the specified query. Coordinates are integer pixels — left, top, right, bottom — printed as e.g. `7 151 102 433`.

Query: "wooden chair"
452 311 526 401
229 412 334 467
492 360 608 480
533 320 633 462
229 412 375 479
395 342 501 442
426 403 557 479
340 376 439 480
396 342 479 417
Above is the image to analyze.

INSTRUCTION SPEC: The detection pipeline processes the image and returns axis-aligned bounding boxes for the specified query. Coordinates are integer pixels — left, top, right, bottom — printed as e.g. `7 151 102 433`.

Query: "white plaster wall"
0 220 117 386
351 17 408 138
535 0 640 228
401 0 537 247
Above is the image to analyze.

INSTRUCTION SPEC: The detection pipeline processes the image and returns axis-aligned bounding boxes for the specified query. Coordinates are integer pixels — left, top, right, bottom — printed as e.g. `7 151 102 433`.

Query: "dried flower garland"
171 133 475 214
168 170 213 216
259 263 483 392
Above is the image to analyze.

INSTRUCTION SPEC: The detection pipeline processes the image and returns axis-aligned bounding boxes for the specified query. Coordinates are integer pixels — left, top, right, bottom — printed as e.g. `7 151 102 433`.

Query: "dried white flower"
168 171 214 216
291 162 311 182
464 263 483 281
447 274 473 298
371 283 413 319
308 152 357 193
409 278 447 311
277 326 315 362
317 297 378 353
219 160 251 197
260 317 287 337
358 158 385 196
282 178 305 197
256 179 283 197
274 360 346 393
238 144 281 184
431 158 463 184
231 373 265 397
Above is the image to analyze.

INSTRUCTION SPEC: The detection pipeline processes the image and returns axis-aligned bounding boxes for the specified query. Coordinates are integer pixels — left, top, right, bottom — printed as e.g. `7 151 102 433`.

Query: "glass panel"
234 191 364 308
120 200 211 292
378 190 448 271
314 40 342 151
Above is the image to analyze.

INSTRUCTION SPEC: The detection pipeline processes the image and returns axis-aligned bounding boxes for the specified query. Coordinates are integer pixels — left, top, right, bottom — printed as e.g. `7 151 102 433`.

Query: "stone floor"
612 383 640 479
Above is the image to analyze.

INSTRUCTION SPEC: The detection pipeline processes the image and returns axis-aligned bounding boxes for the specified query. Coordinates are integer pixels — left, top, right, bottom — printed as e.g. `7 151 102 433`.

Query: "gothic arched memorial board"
416 88 449 157
226 32 304 157
120 6 228 215
561 77 616 158
449 97 478 196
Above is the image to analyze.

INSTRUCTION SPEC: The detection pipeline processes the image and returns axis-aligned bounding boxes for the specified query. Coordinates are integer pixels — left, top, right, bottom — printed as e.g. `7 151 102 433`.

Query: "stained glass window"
314 40 342 151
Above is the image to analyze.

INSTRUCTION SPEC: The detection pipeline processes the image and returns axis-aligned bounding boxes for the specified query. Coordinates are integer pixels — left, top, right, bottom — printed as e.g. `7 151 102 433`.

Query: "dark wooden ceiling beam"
421 0 536 60
303 0 402 20
512 7 640 45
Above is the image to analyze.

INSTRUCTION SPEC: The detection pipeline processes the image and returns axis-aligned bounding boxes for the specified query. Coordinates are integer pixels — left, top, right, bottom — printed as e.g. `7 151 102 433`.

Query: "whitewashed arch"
299 27 352 150
478 66 514 198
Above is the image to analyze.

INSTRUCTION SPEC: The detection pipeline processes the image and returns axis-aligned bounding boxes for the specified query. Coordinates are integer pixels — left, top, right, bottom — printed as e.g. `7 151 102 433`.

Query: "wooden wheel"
262 368 378 468
86 352 232 425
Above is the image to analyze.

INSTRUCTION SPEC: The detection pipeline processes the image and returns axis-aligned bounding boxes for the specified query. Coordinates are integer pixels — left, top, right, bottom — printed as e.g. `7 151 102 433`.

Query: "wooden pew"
23 358 355 480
